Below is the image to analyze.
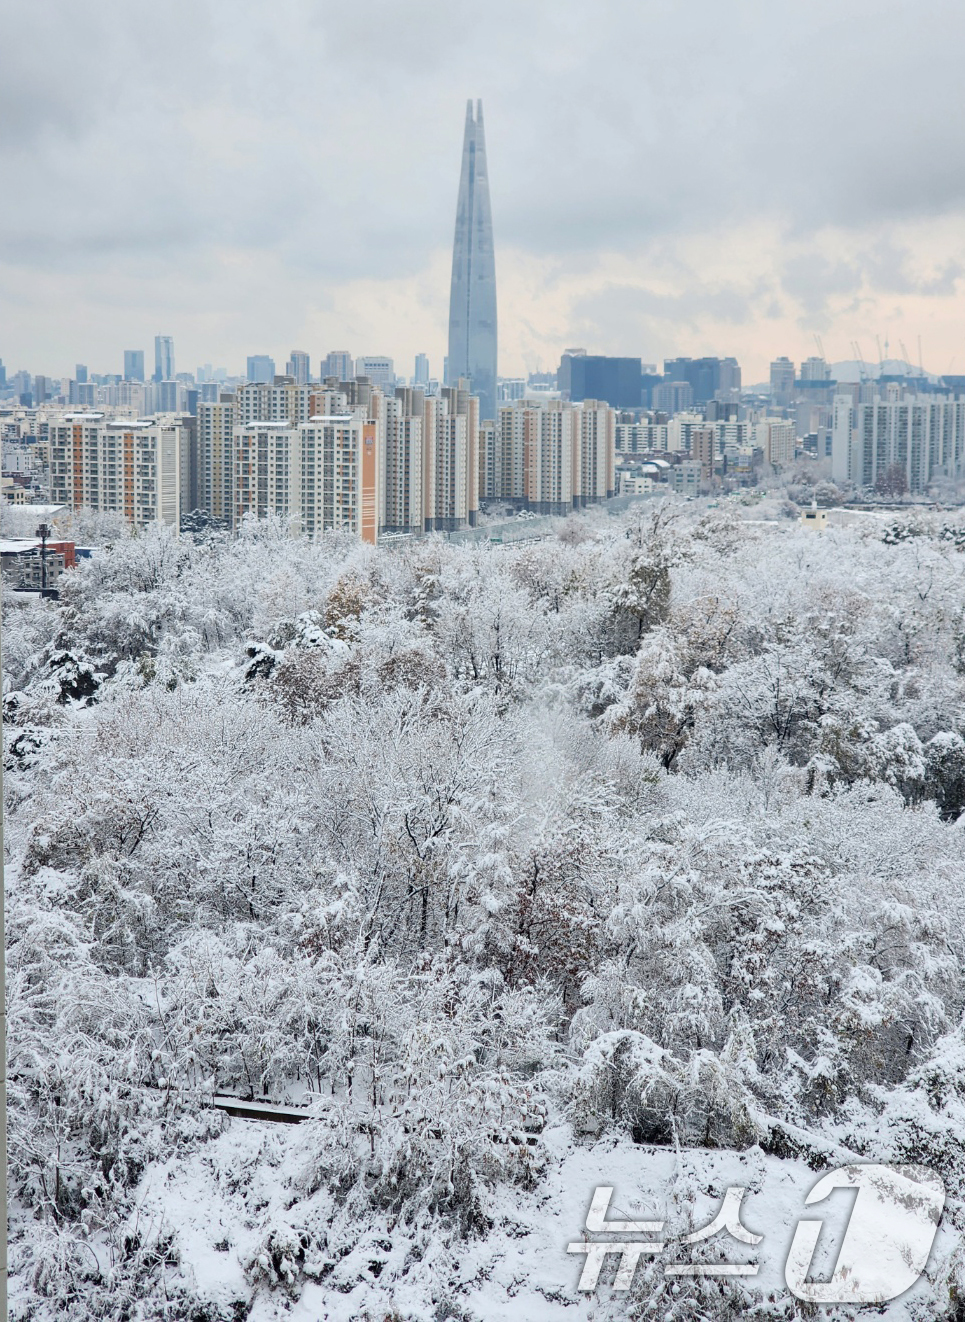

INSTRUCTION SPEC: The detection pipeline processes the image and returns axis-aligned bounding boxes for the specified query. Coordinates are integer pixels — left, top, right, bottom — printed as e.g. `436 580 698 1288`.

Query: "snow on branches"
4 504 965 1317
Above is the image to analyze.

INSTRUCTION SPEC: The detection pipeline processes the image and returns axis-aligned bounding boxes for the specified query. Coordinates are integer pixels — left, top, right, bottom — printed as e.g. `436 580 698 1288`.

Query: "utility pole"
36 523 51 597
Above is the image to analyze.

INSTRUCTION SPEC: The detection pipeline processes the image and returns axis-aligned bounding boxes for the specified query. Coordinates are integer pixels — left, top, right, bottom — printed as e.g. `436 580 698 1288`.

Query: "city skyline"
2 1 964 383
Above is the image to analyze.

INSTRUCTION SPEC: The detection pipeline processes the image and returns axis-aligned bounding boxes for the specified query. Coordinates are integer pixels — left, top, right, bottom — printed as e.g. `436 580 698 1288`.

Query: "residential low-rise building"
669 461 702 497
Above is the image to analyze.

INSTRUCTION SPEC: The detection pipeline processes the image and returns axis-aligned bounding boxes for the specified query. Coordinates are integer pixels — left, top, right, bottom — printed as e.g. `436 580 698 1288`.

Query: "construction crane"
899 341 912 376
852 340 869 383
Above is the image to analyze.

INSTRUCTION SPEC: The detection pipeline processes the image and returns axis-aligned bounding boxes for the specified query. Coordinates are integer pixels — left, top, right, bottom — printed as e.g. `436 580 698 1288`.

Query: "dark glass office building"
559 353 643 408
663 356 741 406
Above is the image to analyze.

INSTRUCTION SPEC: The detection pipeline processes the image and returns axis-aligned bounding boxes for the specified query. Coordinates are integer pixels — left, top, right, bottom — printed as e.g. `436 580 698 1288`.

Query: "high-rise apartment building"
286 350 311 385
124 349 145 382
197 394 237 524
691 425 716 480
615 421 671 454
754 418 796 467
498 378 526 403
378 388 425 534
576 399 615 505
34 375 49 404
236 379 317 425
484 406 529 502
527 401 575 515
483 397 616 514
487 400 570 511
49 416 182 526
155 335 175 382
770 357 795 409
234 423 294 527
421 381 479 530
448 100 497 423
155 381 180 412
832 395 965 492
233 417 379 544
103 380 148 412
247 355 275 384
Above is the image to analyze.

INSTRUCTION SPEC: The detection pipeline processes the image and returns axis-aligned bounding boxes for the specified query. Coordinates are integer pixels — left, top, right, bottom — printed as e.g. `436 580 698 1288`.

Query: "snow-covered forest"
4 500 965 1320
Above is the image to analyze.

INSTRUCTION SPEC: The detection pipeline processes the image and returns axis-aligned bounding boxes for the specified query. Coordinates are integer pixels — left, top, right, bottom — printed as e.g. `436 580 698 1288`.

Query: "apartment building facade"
832 395 965 492
233 416 379 543
48 414 181 527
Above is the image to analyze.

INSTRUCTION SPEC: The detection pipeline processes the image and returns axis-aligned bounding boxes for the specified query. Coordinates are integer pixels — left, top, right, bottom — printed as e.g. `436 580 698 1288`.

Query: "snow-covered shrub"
5 503 965 1316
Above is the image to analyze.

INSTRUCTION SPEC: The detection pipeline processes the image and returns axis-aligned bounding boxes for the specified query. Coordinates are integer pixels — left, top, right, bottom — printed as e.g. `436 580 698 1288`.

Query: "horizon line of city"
4 341 962 413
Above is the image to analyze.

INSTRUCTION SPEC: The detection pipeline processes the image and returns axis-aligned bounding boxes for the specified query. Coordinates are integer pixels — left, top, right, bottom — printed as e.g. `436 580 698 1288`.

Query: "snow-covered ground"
124 1114 959 1321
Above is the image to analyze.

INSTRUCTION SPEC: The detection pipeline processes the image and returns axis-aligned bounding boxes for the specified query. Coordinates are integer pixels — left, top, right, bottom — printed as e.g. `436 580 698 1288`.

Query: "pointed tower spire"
447 100 497 423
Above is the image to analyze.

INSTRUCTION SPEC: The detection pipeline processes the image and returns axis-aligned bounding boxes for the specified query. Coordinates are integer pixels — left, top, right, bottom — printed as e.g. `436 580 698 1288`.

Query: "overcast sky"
3 0 964 383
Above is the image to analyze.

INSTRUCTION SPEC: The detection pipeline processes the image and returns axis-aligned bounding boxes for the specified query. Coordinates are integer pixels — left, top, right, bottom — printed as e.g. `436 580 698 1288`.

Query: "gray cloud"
780 254 863 323
859 240 963 298
2 0 964 374
568 277 774 364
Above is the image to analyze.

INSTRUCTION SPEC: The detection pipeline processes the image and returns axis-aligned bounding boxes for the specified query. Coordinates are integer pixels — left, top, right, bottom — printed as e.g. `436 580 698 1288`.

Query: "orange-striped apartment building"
48 414 182 528
233 416 379 544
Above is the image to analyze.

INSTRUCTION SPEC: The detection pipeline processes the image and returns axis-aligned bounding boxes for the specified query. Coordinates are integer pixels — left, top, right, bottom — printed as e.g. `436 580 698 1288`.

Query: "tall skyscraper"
414 353 430 385
770 357 795 409
124 349 145 381
155 335 175 382
247 354 275 383
800 356 830 381
662 356 741 406
286 350 310 384
447 99 497 422
322 350 353 380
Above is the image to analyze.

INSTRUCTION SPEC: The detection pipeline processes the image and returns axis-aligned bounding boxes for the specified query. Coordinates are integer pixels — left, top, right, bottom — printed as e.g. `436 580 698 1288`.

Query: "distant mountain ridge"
830 357 940 383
